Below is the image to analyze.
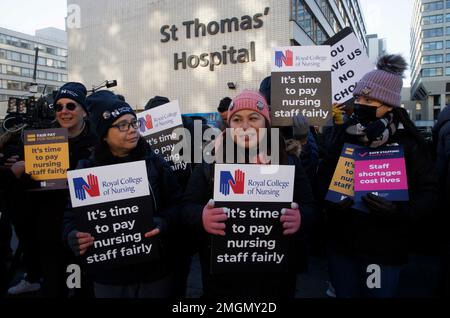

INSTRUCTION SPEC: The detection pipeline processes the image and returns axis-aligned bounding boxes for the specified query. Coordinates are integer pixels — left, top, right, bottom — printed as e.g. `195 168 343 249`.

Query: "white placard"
328 30 374 103
213 164 295 203
272 46 331 72
67 161 150 207
136 100 183 137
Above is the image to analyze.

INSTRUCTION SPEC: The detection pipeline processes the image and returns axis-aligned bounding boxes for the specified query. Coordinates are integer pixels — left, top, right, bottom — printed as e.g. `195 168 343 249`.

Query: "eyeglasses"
55 102 77 112
111 119 141 132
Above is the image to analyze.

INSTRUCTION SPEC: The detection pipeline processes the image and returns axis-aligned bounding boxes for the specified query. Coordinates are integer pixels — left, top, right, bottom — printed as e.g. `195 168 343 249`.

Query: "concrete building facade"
67 0 367 113
366 33 387 65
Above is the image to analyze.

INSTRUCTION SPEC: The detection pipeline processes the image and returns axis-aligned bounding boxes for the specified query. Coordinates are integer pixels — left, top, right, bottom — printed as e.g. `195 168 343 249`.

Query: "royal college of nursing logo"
73 174 100 201
275 49 293 68
219 170 245 196
138 114 153 133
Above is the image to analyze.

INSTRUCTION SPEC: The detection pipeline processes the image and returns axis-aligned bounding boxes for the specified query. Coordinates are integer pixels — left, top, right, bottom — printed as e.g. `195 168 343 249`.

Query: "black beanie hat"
259 76 271 106
217 97 232 113
88 90 136 139
145 96 170 110
54 82 88 114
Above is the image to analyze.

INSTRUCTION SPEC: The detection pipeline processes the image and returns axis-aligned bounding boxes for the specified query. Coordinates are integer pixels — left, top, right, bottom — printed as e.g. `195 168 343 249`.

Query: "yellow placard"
24 142 69 180
328 155 354 197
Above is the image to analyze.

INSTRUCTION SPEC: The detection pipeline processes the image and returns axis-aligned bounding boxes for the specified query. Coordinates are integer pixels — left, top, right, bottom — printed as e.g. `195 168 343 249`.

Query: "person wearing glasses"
7 82 98 297
62 91 182 298
53 82 98 169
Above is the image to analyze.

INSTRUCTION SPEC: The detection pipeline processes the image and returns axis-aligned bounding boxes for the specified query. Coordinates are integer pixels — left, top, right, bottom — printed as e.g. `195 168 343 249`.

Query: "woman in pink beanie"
182 89 316 298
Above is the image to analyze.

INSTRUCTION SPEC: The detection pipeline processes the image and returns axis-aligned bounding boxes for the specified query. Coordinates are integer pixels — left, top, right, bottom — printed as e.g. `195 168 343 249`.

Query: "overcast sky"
0 0 413 84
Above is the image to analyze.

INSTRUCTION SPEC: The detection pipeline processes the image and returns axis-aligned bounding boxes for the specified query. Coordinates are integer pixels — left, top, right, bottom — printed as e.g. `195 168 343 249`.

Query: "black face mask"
353 103 379 126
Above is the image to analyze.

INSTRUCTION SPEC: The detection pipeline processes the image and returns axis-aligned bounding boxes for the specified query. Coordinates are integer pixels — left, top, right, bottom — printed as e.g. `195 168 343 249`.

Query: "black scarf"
346 113 399 148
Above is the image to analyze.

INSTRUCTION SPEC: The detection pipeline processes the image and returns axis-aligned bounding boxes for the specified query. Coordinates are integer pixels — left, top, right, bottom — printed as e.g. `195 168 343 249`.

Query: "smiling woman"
62 90 183 298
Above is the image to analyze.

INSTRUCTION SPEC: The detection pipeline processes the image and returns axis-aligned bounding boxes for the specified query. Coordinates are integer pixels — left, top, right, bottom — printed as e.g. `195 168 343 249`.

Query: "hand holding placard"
280 202 301 235
68 230 95 256
202 199 229 236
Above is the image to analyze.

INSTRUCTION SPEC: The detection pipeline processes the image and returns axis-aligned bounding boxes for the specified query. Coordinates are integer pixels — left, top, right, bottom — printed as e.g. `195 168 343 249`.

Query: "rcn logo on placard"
275 49 293 68
73 174 100 201
220 170 245 196
138 114 153 133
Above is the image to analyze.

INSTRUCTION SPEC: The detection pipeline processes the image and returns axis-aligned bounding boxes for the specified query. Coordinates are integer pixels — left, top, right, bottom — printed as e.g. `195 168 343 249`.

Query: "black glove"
326 197 354 212
362 193 402 222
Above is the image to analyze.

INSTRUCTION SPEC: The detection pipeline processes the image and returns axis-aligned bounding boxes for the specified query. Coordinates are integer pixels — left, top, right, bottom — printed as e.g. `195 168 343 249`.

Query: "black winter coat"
62 138 182 285
181 155 316 297
317 125 438 264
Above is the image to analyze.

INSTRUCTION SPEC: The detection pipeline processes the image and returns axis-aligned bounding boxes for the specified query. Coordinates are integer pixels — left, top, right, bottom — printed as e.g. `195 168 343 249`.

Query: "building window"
21 54 30 63
423 1 444 12
434 95 441 106
423 27 444 38
422 54 444 64
7 80 21 91
446 67 450 75
447 0 450 8
21 68 31 77
423 41 444 50
37 71 46 79
6 65 20 76
37 57 46 66
416 114 422 121
422 67 443 77
0 49 5 59
416 103 422 111
423 14 444 25
291 0 329 44
295 0 313 36
11 52 20 61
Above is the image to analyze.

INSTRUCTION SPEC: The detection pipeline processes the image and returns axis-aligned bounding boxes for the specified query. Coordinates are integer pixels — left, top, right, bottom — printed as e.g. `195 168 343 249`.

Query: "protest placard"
136 100 189 172
354 145 409 202
324 27 374 104
211 164 295 273
326 143 361 203
271 45 332 126
67 161 159 273
24 128 69 189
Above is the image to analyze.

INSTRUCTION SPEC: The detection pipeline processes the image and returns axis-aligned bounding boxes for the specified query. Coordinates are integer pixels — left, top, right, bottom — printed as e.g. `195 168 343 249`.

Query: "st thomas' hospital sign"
160 7 271 71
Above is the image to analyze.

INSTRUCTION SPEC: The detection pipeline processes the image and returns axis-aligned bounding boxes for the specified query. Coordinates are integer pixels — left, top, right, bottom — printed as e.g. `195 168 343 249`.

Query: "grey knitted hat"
353 54 407 107
292 115 309 139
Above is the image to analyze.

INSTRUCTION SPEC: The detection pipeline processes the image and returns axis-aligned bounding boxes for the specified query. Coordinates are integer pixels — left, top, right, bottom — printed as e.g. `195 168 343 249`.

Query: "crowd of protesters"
0 53 449 298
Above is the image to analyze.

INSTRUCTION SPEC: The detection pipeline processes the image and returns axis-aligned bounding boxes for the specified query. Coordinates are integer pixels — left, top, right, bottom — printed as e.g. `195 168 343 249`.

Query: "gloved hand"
285 139 302 157
144 217 166 238
326 197 354 212
10 160 25 178
280 202 301 235
202 199 229 236
332 103 345 125
362 193 401 221
68 230 94 256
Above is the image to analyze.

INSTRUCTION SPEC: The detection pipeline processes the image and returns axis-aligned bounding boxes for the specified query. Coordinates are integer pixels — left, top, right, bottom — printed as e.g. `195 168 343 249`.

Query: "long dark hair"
216 119 289 165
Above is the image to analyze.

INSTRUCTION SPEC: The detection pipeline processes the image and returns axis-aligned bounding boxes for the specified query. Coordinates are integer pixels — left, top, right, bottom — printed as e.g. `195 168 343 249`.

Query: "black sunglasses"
55 102 77 112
